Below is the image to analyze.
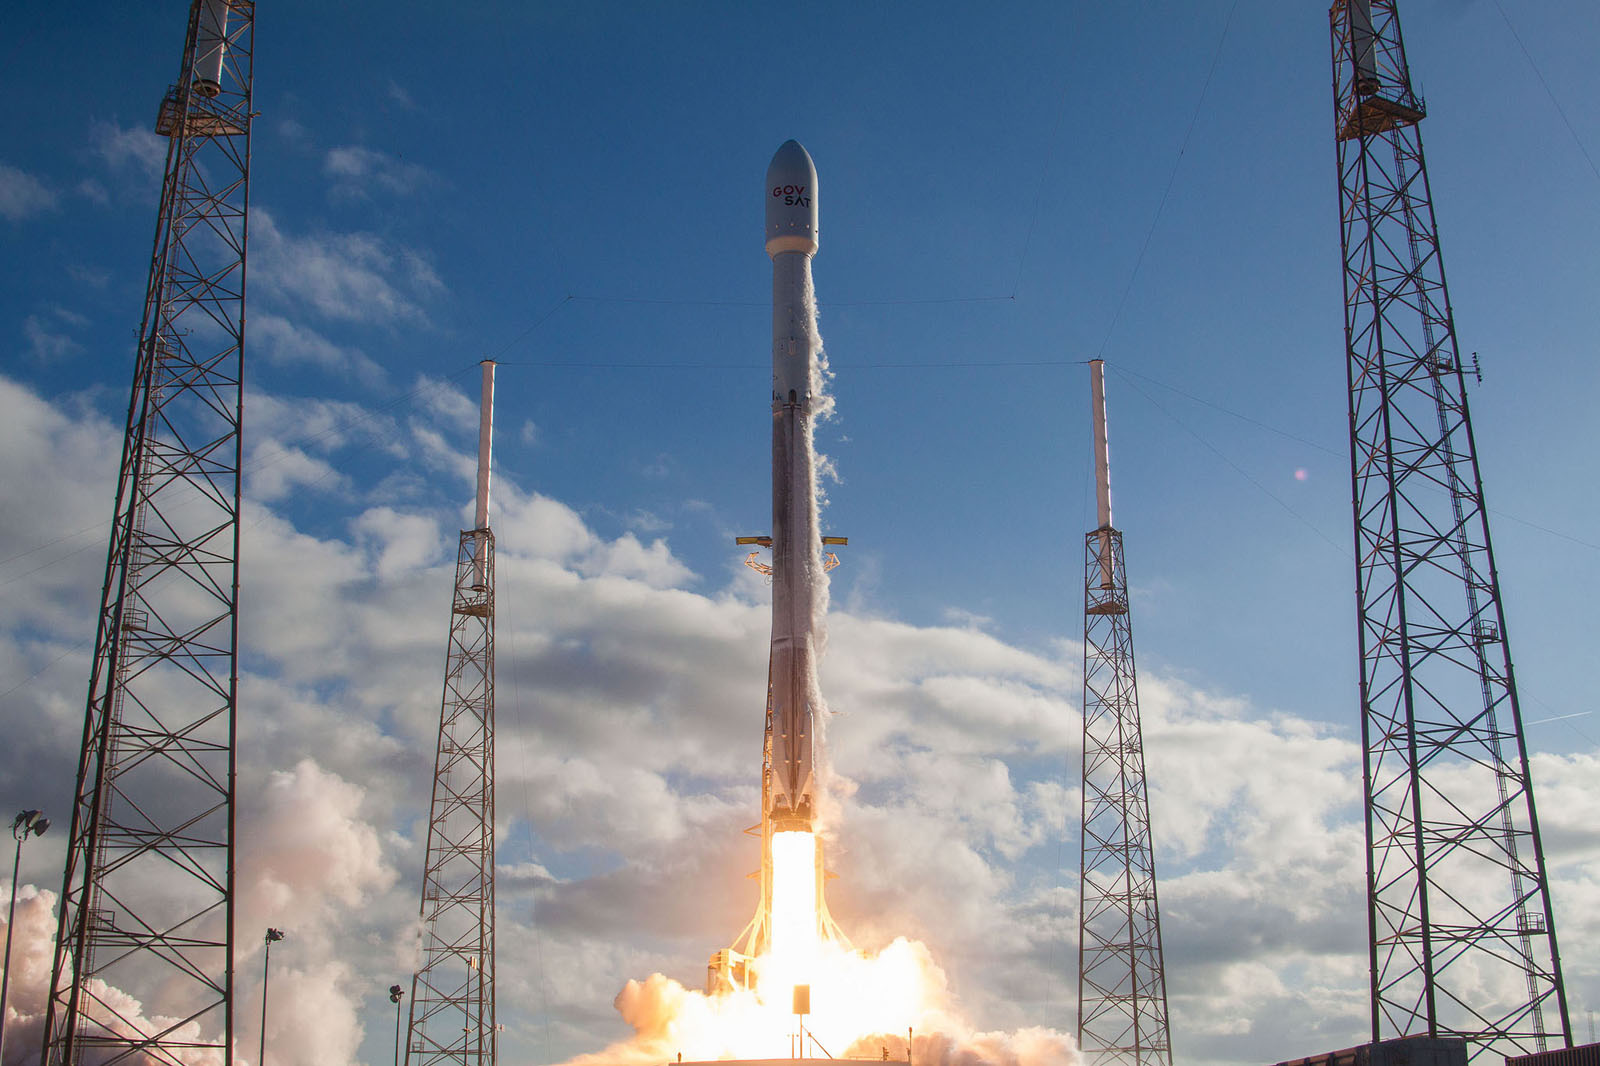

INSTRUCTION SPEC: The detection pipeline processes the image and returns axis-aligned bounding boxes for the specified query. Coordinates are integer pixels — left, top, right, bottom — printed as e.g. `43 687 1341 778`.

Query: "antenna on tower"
406 361 498 1066
1077 360 1172 1066
1331 0 1569 1058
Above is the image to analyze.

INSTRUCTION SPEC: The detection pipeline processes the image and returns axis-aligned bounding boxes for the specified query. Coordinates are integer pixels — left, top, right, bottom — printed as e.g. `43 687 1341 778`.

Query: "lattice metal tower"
1330 2 1570 1059
1077 360 1171 1066
406 361 498 1066
41 4 254 1065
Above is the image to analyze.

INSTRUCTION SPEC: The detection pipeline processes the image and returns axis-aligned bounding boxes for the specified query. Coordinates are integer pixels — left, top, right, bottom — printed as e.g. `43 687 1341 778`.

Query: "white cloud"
88 119 166 180
323 146 436 197
625 509 671 535
0 759 398 1066
66 264 110 288
246 438 346 502
0 163 58 221
414 374 479 434
251 209 443 326
249 390 407 460
0 373 1593 1066
352 506 445 580
940 606 995 630
386 81 416 110
252 312 386 385
22 314 82 362
75 178 109 205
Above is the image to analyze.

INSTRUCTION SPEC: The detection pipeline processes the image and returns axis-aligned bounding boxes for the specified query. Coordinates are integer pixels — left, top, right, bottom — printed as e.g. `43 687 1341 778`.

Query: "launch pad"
672 1056 908 1062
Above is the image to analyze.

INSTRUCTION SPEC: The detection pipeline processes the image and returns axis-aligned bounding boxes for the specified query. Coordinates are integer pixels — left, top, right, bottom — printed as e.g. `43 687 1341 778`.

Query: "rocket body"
765 140 821 831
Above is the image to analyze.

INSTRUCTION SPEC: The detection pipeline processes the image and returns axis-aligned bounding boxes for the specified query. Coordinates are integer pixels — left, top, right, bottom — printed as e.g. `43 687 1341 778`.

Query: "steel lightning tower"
1331 1 1570 1059
1077 360 1171 1066
406 361 498 1066
41 4 253 1064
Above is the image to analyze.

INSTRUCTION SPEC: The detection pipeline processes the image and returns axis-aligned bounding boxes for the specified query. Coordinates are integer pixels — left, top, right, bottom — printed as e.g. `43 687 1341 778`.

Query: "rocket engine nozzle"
769 800 815 833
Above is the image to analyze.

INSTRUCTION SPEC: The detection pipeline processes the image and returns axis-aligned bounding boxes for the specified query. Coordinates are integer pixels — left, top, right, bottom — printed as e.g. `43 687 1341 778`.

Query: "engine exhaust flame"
562 936 1079 1066
762 830 819 1001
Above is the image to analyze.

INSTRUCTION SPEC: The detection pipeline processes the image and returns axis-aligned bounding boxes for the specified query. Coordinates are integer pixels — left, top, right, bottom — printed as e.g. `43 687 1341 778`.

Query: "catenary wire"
1095 0 1241 360
1108 364 1351 558
567 293 1014 309
1490 0 1600 187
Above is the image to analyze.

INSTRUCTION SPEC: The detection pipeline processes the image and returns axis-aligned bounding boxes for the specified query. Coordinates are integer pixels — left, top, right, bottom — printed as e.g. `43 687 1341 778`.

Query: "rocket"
764 139 823 833
709 141 838 990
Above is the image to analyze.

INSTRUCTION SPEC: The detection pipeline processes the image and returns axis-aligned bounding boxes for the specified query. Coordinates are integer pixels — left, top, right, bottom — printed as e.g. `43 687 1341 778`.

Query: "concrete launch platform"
673 1060 899 1066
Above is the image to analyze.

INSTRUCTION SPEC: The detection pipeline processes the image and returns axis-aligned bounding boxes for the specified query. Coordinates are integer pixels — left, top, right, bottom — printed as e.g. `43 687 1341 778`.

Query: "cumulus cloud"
235 760 399 1066
0 759 397 1066
0 373 1593 1066
353 506 446 580
0 886 232 1066
0 163 58 221
252 312 386 386
250 390 407 461
246 437 347 502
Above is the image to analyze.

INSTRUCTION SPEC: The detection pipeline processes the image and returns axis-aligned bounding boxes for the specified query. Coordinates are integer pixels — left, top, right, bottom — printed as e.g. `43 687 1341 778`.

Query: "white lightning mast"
1078 359 1172 1066
407 359 498 1066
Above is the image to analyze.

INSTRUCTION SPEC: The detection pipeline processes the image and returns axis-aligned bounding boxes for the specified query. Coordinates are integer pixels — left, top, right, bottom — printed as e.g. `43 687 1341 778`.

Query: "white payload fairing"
764 139 823 833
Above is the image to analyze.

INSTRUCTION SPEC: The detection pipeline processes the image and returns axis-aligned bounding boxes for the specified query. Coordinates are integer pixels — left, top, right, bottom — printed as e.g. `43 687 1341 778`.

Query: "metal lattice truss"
407 530 496 1066
730 670 776 966
42 4 254 1065
1078 528 1172 1066
1331 1 1570 1059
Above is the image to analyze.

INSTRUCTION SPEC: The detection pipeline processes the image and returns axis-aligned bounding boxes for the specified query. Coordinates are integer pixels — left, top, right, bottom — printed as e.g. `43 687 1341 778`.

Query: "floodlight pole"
0 810 47 1062
259 928 285 1066
390 985 405 1066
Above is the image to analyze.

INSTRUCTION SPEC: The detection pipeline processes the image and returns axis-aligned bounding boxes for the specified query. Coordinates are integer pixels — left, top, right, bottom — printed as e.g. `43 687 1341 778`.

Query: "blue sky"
1 2 1598 1065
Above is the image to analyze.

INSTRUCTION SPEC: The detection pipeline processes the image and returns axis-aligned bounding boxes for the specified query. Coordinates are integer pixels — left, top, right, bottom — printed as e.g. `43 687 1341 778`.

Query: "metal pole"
259 939 271 1066
259 929 283 1066
390 986 405 1066
0 833 23 1060
1 810 44 1063
463 957 474 1066
1089 359 1114 590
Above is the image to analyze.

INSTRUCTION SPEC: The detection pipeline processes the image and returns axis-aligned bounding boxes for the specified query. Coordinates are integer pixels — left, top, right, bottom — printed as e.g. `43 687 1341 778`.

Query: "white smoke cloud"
558 938 1079 1066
